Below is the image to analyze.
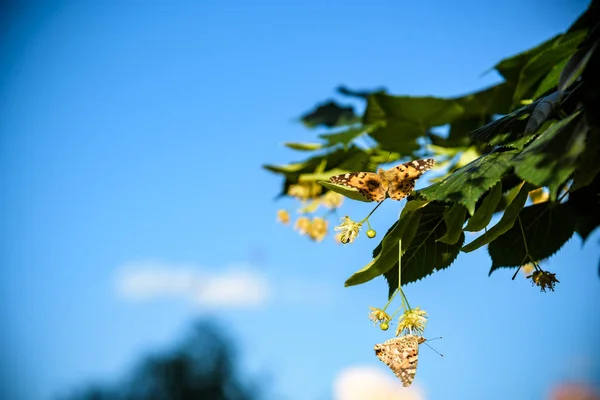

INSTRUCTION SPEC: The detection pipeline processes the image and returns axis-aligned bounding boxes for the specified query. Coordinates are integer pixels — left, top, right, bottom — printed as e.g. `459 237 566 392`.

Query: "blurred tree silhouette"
60 321 262 400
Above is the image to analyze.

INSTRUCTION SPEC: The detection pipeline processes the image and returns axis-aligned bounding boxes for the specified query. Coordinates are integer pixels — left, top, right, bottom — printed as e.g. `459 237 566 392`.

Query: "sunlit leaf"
462 182 533 253
284 142 324 151
437 203 467 245
510 30 587 103
495 34 563 83
532 58 570 100
263 146 368 176
318 180 371 202
464 182 503 232
514 111 587 199
417 149 518 215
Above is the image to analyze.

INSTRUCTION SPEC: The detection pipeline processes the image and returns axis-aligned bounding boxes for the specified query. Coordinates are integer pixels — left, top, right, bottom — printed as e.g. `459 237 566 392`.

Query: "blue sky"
1 1 598 400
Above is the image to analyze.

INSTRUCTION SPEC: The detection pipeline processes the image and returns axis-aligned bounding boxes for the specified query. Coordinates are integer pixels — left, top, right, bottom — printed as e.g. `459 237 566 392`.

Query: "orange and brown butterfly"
374 334 426 387
329 159 435 202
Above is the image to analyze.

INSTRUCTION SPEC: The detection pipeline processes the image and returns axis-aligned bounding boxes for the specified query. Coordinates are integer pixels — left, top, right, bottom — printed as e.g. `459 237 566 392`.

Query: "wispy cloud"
333 366 425 400
114 260 270 309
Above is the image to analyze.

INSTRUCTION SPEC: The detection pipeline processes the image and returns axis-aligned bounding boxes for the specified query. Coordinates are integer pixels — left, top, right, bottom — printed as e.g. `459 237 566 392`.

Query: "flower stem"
399 287 411 311
398 238 402 293
381 289 397 313
397 238 411 311
359 200 385 224
517 215 534 262
512 266 522 280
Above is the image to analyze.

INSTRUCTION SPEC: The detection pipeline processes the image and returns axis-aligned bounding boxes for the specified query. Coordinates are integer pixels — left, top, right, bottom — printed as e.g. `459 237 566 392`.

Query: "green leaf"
345 201 430 286
454 82 514 116
571 124 600 191
559 40 599 93
300 100 359 128
437 203 467 245
417 149 519 215
464 182 503 232
514 111 587 198
383 203 464 296
427 84 513 149
263 146 368 176
532 57 570 100
337 85 385 99
318 127 366 148
511 30 587 103
461 182 533 253
495 34 563 83
318 180 371 202
364 94 465 126
469 101 538 149
364 93 464 154
368 121 427 154
263 146 371 199
488 203 575 273
568 173 600 242
284 142 323 151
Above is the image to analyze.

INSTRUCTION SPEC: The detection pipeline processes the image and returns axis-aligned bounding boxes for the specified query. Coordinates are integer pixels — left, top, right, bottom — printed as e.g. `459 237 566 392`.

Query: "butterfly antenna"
424 337 444 357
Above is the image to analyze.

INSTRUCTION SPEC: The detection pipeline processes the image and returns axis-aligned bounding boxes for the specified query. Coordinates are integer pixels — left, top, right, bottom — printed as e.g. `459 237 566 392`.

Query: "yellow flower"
294 216 311 235
528 270 559 292
395 307 427 337
276 209 290 225
334 216 362 244
368 307 391 326
321 191 344 209
308 217 328 242
287 182 322 201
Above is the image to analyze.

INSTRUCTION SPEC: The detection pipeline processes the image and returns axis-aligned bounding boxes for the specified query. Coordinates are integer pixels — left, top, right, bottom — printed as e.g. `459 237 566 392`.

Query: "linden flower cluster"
528 270 560 292
292 216 329 242
287 182 322 201
395 307 428 337
276 183 345 243
335 216 362 244
368 307 392 330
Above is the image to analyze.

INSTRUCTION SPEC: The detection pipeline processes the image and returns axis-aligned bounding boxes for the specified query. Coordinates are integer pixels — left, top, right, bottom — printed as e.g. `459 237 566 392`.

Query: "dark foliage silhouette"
60 321 262 400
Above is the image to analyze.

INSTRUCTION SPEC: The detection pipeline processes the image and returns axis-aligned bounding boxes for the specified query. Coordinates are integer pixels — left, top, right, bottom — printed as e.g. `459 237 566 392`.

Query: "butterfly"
329 159 435 202
374 334 426 387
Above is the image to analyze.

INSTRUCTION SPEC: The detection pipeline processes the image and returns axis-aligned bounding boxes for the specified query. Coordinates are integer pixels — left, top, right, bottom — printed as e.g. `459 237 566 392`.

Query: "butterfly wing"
374 335 421 387
329 172 387 202
385 159 435 201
